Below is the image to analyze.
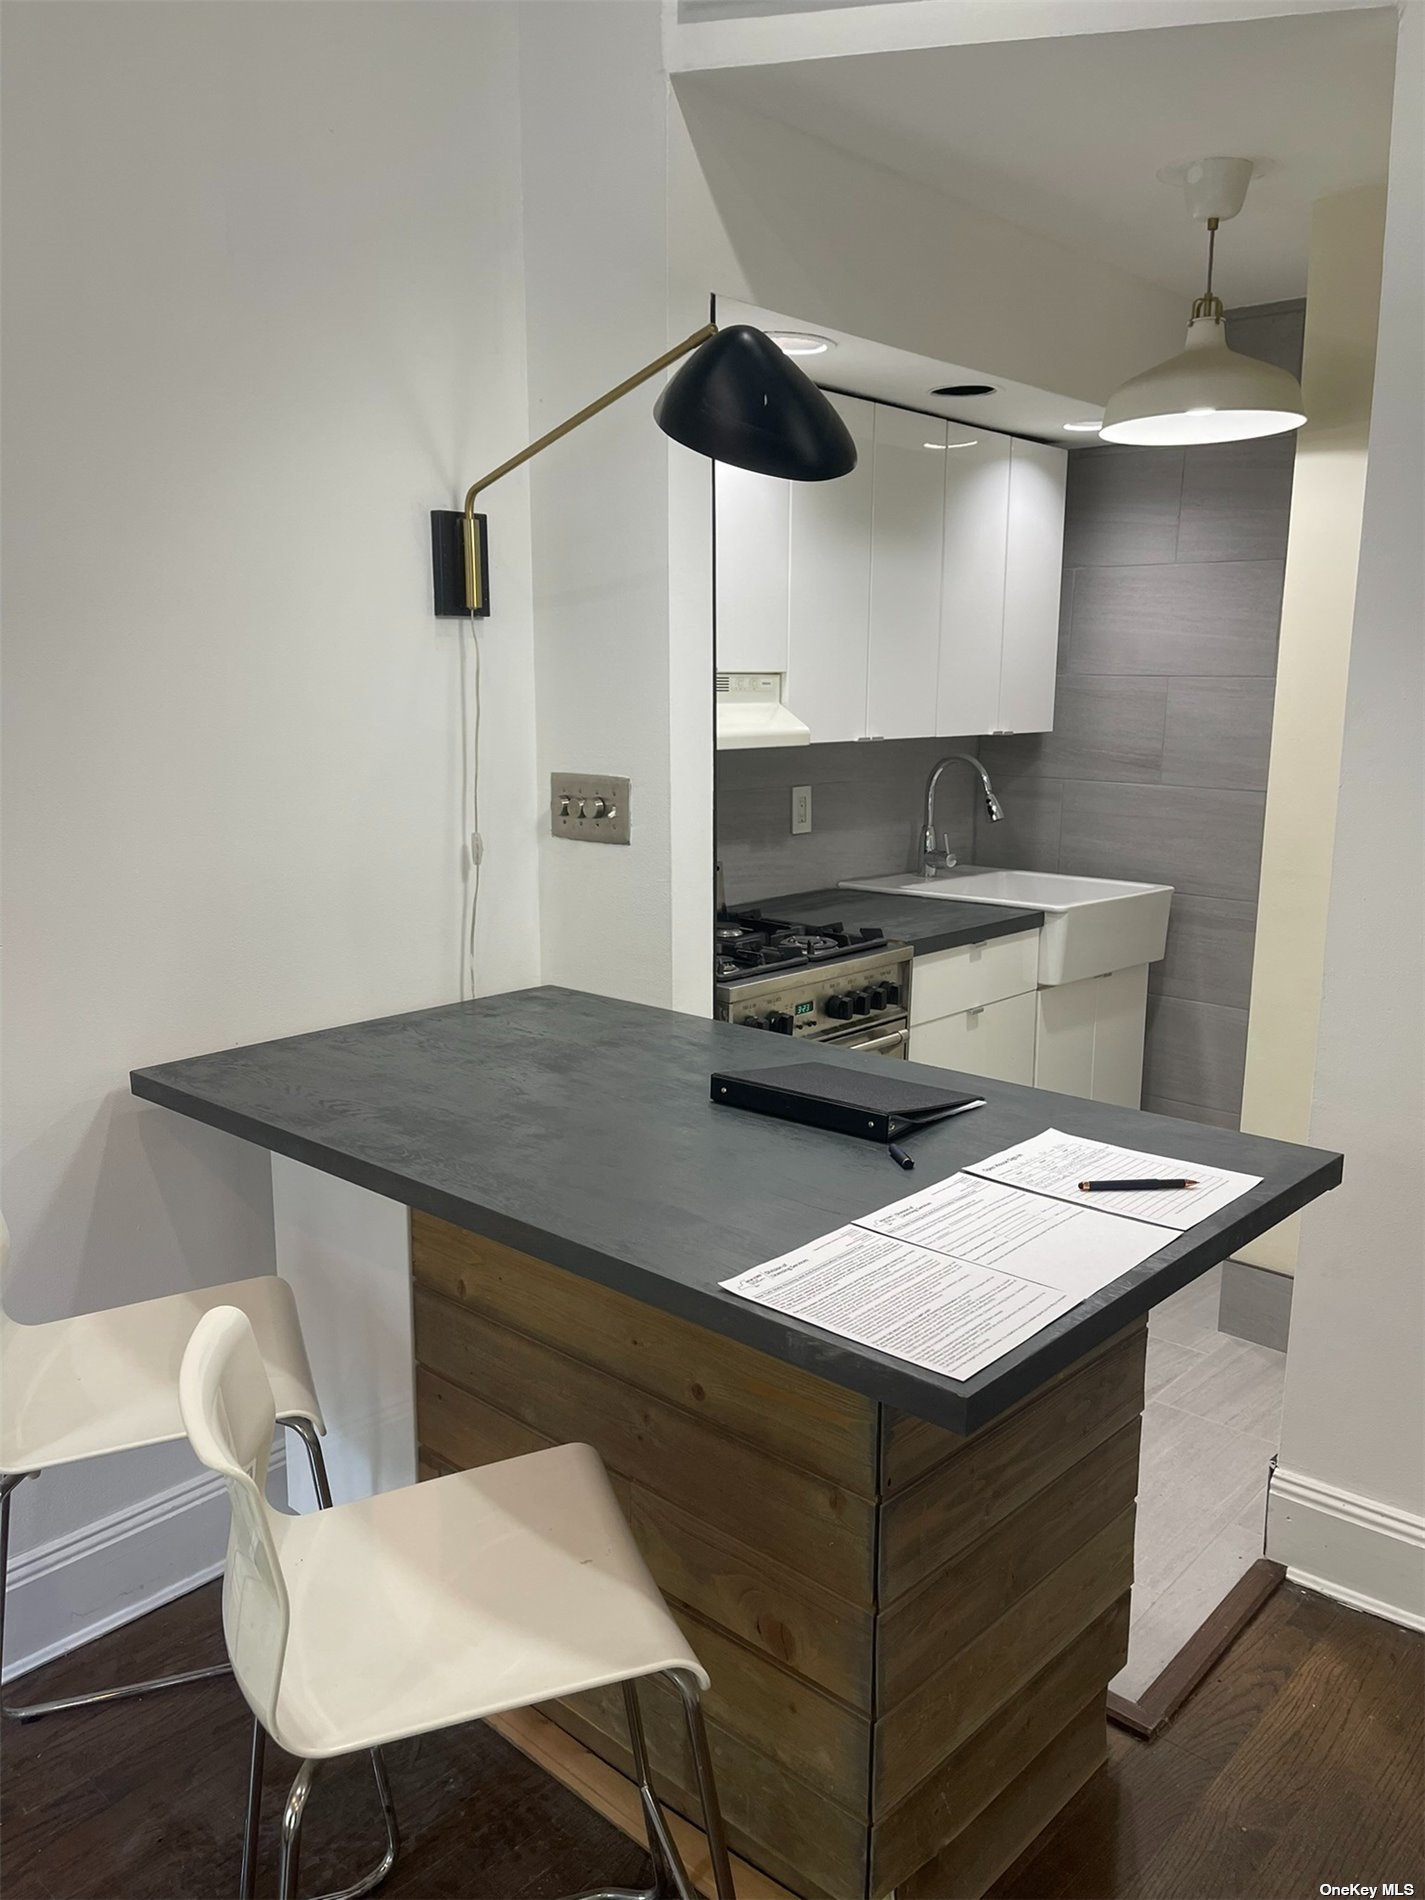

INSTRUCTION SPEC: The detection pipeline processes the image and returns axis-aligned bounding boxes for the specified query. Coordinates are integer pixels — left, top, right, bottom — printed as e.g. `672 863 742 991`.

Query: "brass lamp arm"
458 322 717 614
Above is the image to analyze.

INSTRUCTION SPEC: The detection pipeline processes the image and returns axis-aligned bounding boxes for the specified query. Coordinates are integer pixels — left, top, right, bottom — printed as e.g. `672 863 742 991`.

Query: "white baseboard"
1268 1463 1425 1633
3 1446 286 1683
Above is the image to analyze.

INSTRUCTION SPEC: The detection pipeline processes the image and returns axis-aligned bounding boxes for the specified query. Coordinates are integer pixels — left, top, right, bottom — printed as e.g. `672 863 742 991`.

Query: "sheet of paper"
967 1127 1261 1230
721 1224 1074 1382
855 1170 1176 1301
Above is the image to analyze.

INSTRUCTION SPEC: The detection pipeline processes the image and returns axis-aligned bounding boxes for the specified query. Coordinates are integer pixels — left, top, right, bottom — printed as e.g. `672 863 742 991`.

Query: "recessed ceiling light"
1062 419 1103 433
933 383 996 398
767 331 835 358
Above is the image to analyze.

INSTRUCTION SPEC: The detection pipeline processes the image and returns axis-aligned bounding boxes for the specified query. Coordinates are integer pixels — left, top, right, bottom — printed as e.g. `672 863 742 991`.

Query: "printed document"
721 1225 1076 1382
966 1128 1261 1230
721 1173 1174 1381
855 1170 1177 1301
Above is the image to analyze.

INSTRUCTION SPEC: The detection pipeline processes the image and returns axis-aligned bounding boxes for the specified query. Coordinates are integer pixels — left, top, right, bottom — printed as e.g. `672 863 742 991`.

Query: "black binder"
710 1062 984 1146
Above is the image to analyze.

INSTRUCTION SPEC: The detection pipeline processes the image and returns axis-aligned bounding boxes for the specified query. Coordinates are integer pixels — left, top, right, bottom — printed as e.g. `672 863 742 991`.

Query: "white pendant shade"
1100 313 1306 446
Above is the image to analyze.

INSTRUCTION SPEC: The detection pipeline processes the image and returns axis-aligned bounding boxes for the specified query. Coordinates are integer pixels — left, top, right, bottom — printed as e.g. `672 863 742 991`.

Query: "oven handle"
844 1026 909 1055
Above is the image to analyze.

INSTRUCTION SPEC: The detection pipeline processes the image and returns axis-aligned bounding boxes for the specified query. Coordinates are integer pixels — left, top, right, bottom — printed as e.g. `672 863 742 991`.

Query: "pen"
1078 1177 1199 1192
888 1142 915 1171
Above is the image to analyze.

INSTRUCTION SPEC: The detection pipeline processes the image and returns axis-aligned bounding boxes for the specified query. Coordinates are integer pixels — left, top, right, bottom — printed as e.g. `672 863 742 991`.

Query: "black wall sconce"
431 322 857 618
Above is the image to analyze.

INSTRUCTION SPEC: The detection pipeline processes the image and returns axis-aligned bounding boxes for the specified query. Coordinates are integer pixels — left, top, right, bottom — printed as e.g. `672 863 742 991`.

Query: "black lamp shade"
654 324 857 481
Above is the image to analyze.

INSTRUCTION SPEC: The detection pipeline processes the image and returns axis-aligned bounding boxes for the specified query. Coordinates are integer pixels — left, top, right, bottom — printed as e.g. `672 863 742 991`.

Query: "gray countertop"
131 986 1340 1435
738 886 1044 955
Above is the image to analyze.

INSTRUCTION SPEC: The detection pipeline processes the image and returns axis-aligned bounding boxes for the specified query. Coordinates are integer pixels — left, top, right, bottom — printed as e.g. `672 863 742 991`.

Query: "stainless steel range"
713 907 913 1058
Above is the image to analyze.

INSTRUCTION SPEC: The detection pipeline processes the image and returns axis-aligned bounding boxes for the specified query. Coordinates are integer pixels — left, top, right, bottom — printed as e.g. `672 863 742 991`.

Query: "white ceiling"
685 6 1398 303
716 295 1107 441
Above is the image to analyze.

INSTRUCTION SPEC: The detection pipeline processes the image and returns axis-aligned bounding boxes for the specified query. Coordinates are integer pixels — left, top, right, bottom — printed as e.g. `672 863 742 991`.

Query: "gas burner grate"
713 907 892 981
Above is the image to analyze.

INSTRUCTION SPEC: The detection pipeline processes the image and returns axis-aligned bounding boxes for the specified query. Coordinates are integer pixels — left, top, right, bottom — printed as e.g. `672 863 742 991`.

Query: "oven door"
820 1015 910 1059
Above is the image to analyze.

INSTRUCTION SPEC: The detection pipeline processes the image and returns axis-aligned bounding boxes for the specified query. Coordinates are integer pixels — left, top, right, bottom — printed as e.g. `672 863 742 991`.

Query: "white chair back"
179 1305 290 1734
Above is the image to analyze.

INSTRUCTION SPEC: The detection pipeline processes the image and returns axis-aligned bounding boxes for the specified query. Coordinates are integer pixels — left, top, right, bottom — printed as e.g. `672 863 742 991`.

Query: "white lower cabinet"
906 937 1150 1100
909 931 1039 1026
1034 966 1150 1107
910 991 1037 1084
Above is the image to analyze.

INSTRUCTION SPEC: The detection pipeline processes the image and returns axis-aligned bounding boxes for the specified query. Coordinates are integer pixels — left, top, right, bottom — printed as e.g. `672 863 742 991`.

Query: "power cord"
460 611 483 999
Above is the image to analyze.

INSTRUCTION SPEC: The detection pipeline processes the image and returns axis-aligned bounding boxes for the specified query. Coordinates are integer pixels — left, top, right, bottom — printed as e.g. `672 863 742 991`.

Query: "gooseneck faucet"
922 754 1004 877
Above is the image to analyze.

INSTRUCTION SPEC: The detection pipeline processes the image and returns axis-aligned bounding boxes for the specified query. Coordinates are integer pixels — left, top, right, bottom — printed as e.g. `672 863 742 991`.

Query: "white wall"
0 1 540 1656
1268 0 1425 1629
663 0 1384 74
670 81 1186 404
518 1 696 1011
1238 184 1386 1276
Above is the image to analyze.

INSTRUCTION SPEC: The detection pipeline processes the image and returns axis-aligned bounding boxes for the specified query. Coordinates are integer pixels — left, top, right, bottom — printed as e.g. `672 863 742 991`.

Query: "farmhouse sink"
841 867 1173 985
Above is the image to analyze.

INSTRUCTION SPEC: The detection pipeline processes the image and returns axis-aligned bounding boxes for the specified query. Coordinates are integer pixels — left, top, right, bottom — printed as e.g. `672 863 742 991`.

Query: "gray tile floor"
1112 1265 1286 1701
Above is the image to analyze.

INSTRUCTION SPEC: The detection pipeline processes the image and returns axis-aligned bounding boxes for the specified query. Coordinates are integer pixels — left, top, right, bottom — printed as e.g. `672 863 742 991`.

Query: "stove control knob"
767 1012 794 1035
740 1013 766 1031
824 994 855 1020
882 980 901 1007
851 990 871 1016
868 984 889 1011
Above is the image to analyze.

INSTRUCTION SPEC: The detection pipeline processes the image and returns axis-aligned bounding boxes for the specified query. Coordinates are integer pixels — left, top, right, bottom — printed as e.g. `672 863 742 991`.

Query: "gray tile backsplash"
1065 560 1285 678
1161 677 1276 791
1149 895 1258 1012
1143 994 1250 1115
714 304 1302 1125
974 303 1303 1125
717 735 980 907
1061 446 1184 569
1176 433 1296 564
1056 780 1267 901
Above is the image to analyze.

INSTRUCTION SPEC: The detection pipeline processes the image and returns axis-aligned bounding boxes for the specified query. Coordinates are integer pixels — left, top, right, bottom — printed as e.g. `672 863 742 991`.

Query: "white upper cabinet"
867 408 948 741
936 432 1012 738
714 396 1066 745
998 438 1067 735
714 461 790 674
785 394 875 744
937 429 1066 739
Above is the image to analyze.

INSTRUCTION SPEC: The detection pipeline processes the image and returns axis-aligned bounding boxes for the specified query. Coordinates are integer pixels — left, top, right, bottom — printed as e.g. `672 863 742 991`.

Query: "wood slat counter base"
411 1213 1145 1900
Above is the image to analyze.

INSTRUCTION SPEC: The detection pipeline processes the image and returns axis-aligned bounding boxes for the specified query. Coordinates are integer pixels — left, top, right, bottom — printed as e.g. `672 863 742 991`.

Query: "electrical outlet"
791 784 812 835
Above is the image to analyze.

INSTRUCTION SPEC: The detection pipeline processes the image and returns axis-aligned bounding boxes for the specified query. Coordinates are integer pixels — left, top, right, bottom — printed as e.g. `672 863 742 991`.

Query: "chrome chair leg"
240 1428 399 1900
671 1672 736 1900
242 1715 267 1900
1 1421 328 1724
566 1678 712 1900
279 1758 319 1900
270 1746 399 1900
0 1469 227 1723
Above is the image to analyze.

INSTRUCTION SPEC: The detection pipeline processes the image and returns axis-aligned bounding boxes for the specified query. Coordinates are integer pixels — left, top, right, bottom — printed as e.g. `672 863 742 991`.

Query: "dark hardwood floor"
2 1580 1420 1900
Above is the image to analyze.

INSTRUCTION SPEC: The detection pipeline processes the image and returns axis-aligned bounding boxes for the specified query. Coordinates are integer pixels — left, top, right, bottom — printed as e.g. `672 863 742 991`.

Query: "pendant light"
1101 158 1307 447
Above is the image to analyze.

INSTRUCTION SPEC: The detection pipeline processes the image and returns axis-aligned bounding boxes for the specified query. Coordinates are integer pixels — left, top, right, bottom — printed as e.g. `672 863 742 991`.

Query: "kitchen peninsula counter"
131 987 1339 1900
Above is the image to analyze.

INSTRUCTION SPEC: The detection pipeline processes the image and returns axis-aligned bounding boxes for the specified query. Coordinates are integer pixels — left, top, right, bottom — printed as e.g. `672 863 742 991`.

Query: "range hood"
716 671 811 749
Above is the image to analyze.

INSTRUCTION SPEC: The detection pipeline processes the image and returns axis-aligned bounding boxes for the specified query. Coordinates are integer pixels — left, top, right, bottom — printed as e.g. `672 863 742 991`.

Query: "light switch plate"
550 772 631 845
791 784 812 834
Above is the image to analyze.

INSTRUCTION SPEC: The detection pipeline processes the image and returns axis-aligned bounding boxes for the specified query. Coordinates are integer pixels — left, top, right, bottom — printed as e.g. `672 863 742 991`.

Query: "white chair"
181 1304 737 1900
0 1213 331 1722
